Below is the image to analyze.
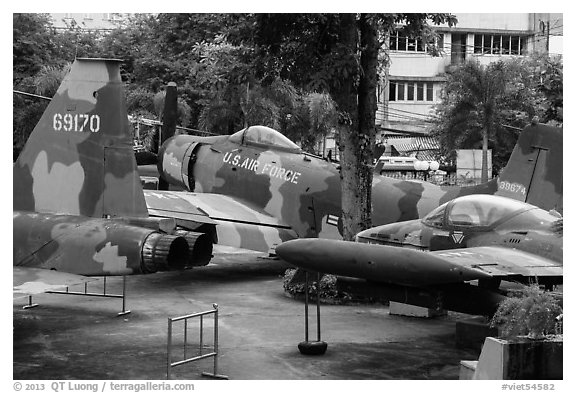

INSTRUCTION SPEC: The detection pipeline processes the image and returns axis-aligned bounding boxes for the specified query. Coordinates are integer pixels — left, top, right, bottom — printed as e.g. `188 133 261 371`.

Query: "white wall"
438 13 532 31
388 55 450 78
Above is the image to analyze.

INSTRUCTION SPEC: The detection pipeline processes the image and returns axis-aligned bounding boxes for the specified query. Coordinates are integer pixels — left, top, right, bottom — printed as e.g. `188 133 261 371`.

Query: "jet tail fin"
496 123 562 213
13 58 148 218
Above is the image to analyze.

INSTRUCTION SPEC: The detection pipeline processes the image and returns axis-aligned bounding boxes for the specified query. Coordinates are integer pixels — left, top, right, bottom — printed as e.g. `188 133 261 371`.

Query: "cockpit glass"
446 195 533 227
230 126 301 152
500 207 560 231
422 204 446 228
422 194 551 229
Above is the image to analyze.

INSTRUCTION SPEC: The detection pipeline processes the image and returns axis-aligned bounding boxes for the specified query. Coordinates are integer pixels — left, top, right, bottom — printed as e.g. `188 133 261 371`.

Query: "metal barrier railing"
167 304 228 380
24 276 130 316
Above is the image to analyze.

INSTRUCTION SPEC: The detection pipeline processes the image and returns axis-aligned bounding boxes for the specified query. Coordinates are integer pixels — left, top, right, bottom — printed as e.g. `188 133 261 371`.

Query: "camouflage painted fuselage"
356 194 562 271
158 126 497 245
13 59 213 283
13 211 192 275
276 194 562 315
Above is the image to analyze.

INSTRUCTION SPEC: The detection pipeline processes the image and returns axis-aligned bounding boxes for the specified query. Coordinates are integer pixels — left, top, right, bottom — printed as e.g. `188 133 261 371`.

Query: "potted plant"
462 284 563 379
490 284 562 340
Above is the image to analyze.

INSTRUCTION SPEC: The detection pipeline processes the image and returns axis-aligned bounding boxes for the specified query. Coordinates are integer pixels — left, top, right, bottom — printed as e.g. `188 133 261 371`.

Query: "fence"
379 171 490 187
166 304 228 380
24 276 130 316
129 117 216 147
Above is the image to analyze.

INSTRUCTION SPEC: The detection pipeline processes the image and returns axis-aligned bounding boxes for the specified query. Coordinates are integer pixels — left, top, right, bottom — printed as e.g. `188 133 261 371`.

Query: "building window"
388 30 444 53
397 82 405 101
388 82 396 101
389 81 435 102
502 36 511 55
417 83 424 101
390 30 444 53
474 34 527 55
426 84 434 101
510 36 525 55
437 33 445 52
397 34 407 51
492 35 502 54
389 31 426 53
407 83 415 100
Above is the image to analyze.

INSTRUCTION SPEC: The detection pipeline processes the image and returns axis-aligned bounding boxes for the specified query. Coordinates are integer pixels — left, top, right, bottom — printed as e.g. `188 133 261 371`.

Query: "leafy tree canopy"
432 56 562 173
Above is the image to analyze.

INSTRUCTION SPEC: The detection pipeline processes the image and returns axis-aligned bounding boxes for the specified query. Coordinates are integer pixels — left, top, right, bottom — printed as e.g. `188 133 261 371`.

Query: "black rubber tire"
298 341 328 355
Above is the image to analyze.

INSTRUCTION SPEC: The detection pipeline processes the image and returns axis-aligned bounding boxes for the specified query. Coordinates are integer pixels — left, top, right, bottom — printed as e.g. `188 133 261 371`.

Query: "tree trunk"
332 13 360 241
481 127 489 183
333 14 380 241
242 82 250 128
356 14 379 232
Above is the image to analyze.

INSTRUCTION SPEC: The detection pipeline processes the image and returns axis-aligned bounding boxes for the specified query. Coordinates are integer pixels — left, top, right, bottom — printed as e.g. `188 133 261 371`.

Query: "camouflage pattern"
13 59 214 296
151 122 561 253
13 211 193 275
356 194 562 266
494 123 562 213
145 190 298 252
14 267 95 299
275 194 562 315
14 58 148 218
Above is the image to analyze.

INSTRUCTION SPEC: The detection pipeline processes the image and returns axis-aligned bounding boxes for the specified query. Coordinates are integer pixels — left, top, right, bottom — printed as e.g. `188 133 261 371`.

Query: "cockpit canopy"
422 194 558 230
229 125 302 153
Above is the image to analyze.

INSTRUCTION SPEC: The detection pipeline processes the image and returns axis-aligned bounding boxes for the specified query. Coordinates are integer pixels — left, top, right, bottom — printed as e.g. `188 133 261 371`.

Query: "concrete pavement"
13 247 479 380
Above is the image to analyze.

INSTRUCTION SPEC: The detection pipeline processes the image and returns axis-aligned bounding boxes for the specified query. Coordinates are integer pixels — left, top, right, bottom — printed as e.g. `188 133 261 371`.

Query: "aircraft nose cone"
276 239 323 269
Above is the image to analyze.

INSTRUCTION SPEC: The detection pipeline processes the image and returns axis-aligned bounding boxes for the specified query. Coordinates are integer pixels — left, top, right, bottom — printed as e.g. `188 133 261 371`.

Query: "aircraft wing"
430 246 562 279
13 267 96 299
144 190 299 252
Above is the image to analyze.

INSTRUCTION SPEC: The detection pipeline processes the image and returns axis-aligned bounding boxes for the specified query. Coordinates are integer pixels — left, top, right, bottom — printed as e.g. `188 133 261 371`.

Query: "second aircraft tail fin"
496 123 562 213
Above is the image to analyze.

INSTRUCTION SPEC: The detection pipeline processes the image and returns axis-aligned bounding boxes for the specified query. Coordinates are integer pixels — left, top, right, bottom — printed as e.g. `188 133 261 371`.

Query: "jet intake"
157 135 200 191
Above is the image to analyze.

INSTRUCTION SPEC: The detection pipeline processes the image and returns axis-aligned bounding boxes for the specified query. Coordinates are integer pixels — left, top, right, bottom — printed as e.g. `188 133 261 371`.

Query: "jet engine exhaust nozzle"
176 230 214 267
141 233 190 273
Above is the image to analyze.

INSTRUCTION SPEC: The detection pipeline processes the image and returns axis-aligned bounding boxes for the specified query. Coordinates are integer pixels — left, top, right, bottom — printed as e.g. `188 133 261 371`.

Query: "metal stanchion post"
23 295 38 309
304 271 309 342
117 275 131 316
213 304 219 376
200 315 203 355
298 270 328 355
316 271 322 342
184 319 188 360
167 319 173 379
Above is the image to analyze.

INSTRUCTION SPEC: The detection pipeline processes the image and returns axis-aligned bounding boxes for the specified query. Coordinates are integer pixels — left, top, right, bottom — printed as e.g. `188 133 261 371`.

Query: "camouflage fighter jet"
275 194 562 315
144 122 562 253
13 58 214 299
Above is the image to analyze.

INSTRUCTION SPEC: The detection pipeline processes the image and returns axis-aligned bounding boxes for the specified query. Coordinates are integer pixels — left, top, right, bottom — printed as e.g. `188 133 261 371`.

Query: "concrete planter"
460 336 563 380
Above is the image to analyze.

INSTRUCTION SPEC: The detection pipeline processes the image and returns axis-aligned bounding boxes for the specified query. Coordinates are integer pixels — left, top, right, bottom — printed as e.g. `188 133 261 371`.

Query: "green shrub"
490 284 562 339
283 269 351 304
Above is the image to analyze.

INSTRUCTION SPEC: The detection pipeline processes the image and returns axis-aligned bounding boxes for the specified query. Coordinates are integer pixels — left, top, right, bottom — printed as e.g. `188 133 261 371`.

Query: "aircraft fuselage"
356 195 563 265
158 126 497 241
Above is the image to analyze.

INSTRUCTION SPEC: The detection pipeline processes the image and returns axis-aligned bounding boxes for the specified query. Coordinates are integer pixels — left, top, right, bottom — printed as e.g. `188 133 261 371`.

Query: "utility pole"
540 19 550 55
158 82 178 191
